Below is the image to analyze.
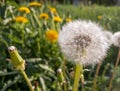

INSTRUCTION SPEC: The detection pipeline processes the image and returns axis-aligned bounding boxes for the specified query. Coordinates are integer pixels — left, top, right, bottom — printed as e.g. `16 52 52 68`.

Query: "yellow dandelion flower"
53 16 62 23
18 6 30 13
14 16 28 23
66 18 72 22
29 2 42 7
46 30 58 43
49 7 57 14
97 15 102 20
39 13 49 20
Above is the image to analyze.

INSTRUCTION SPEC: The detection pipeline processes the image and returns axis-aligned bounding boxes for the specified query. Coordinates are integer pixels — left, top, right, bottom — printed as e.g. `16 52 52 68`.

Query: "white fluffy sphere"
58 20 110 65
112 32 120 47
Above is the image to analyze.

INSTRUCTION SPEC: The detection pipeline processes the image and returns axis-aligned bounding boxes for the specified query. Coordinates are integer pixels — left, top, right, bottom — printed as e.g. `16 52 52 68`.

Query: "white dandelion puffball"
103 31 113 45
112 32 120 47
58 20 110 65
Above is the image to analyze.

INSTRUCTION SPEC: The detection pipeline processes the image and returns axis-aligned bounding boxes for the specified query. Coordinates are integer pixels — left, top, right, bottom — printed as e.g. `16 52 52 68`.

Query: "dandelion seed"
58 20 110 65
112 32 120 47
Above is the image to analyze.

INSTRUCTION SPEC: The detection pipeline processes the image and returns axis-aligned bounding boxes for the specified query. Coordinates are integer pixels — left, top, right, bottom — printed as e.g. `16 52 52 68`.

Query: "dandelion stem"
92 63 102 91
63 58 67 91
32 13 41 28
31 12 42 54
21 23 25 47
107 48 120 91
73 63 83 91
20 69 34 91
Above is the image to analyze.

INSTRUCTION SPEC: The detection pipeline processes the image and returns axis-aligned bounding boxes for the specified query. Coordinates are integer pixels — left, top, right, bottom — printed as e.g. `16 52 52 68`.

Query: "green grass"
57 5 120 32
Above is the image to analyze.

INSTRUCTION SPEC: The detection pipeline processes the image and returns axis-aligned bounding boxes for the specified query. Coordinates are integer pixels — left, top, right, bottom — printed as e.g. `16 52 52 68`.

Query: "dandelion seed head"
58 20 110 65
103 31 113 45
112 32 120 47
73 35 91 48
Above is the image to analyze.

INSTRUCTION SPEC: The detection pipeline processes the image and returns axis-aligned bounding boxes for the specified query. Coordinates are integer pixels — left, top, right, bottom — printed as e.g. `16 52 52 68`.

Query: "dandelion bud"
57 68 66 85
8 46 25 70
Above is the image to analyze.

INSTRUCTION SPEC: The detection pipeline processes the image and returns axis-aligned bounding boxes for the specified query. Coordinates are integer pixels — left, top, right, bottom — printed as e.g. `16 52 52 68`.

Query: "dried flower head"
18 6 30 13
112 32 120 47
58 20 109 65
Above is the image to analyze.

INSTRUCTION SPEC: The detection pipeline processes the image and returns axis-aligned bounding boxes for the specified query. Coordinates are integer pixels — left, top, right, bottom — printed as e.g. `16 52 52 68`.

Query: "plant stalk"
92 63 102 91
107 48 120 91
20 69 34 91
73 63 83 91
63 57 67 91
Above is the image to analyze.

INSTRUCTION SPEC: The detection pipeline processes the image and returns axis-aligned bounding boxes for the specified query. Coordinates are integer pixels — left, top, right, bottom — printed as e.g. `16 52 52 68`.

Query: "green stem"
107 48 120 91
31 12 42 54
32 13 41 28
20 23 25 47
20 69 34 91
92 63 102 91
63 57 67 91
63 82 67 91
102 63 110 78
0 71 18 77
30 14 36 29
73 63 83 91
0 39 9 47
81 75 85 91
52 20 55 30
